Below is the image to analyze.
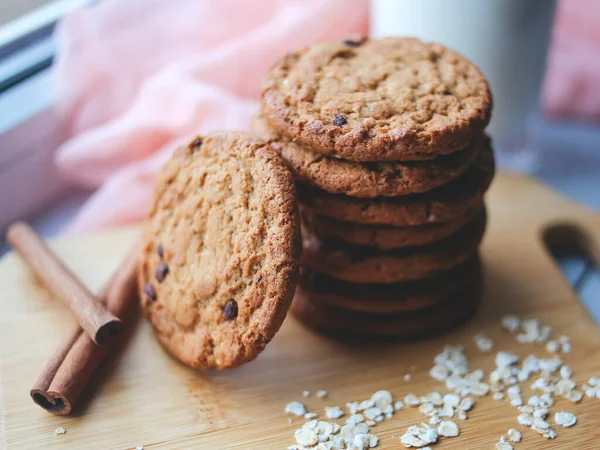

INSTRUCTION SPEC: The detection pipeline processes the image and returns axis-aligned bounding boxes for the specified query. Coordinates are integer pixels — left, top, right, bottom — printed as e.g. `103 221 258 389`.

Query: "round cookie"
299 257 480 314
291 270 482 338
252 115 479 198
139 132 300 370
261 37 492 162
301 205 480 250
297 140 494 226
301 207 486 284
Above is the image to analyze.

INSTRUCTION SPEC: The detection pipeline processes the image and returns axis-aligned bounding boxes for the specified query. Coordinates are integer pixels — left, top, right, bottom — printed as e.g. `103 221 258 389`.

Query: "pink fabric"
54 0 369 232
542 0 600 122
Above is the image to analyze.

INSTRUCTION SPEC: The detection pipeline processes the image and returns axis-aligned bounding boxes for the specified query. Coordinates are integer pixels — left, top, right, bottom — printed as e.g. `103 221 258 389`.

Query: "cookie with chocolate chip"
261 37 492 162
297 138 495 226
252 114 479 198
301 207 486 284
139 132 300 370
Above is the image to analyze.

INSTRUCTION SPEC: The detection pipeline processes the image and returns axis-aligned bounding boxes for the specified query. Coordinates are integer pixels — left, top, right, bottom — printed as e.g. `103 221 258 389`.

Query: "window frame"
0 0 96 231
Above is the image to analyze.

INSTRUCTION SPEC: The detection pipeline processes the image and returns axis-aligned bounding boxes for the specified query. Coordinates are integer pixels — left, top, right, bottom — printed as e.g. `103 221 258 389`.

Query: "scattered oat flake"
559 335 572 353
560 365 572 379
54 427 66 435
303 390 311 398
325 406 345 419
459 397 475 411
347 401 360 414
363 407 383 421
443 393 460 407
429 364 450 382
507 428 521 443
358 399 375 411
405 393 421 406
541 428 557 439
394 400 404 411
286 401 307 416
342 422 370 441
371 390 393 411
555 411 577 427
316 390 328 399
496 351 519 368
429 414 442 425
368 434 379 447
404 373 412 382
353 433 378 449
501 315 520 333
136 447 144 450
565 389 583 403
510 397 523 407
474 333 493 351
539 357 562 374
546 340 560 353
295 427 318 446
304 412 318 420
518 413 534 426
347 414 364 426
496 441 513 450
437 420 459 437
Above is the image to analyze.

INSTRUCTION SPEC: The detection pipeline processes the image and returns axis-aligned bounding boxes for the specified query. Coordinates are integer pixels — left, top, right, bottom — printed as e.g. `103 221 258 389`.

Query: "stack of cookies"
256 37 494 338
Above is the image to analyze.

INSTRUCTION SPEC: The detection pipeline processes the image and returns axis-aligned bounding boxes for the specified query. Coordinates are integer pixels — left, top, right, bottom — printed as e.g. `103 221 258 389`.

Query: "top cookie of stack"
261 36 491 164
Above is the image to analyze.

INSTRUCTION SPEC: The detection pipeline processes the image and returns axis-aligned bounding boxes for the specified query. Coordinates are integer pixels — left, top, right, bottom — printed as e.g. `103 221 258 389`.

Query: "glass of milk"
371 0 556 172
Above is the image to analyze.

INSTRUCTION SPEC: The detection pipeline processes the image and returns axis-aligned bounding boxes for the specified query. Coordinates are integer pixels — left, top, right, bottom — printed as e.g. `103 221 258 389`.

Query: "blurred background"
0 0 599 303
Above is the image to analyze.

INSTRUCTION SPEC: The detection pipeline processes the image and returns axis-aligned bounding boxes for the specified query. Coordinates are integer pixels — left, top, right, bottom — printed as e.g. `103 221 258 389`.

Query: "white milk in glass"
371 0 556 171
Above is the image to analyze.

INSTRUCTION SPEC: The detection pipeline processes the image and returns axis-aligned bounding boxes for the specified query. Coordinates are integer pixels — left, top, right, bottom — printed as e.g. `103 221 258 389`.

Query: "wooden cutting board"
1 172 599 450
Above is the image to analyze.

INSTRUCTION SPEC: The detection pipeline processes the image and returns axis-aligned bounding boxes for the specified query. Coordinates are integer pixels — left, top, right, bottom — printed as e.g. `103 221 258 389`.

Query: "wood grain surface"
1 172 599 449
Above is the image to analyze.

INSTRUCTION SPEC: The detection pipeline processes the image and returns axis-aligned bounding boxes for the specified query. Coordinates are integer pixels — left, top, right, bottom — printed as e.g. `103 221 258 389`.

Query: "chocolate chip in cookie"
333 114 347 126
155 263 169 283
343 37 366 47
223 300 238 320
144 283 157 301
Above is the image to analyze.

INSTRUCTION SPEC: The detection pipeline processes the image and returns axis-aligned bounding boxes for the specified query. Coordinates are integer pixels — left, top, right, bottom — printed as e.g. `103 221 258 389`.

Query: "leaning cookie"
252 115 480 198
262 37 492 162
301 207 486 284
139 132 300 370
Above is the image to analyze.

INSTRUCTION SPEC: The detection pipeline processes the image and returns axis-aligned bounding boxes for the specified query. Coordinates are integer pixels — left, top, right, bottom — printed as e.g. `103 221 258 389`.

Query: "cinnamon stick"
7 222 123 345
30 240 141 415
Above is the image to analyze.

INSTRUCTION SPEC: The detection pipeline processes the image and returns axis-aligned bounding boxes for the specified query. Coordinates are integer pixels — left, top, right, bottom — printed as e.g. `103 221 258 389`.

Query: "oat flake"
555 411 577 427
325 406 345 419
507 428 521 443
437 420 459 437
316 390 328 399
